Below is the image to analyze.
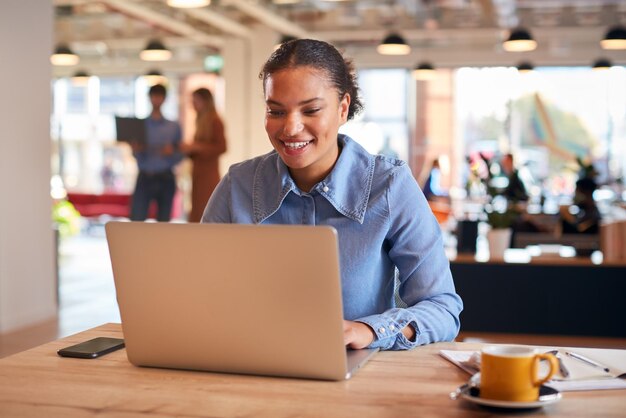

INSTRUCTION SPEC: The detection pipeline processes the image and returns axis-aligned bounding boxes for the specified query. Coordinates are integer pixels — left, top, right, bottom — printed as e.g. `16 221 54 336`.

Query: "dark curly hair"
259 39 363 120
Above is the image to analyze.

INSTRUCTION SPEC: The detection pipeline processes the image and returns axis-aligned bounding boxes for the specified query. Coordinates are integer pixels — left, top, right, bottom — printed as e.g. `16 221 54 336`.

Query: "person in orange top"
182 88 227 222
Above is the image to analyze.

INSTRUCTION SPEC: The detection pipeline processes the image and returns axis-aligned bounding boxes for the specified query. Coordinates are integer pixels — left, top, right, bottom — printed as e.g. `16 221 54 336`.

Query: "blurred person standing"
130 84 184 222
500 153 528 203
182 88 227 222
422 157 448 201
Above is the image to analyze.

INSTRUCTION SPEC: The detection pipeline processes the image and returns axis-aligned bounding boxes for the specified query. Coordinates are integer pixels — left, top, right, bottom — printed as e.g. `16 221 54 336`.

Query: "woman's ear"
339 93 351 122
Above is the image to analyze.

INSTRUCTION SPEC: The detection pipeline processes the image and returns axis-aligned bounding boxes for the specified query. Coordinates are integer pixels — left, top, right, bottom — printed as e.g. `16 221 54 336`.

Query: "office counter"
451 254 626 338
1 323 625 417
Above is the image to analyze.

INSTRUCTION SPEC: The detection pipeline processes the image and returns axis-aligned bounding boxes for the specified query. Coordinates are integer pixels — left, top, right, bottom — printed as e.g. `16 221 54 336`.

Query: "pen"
565 351 610 373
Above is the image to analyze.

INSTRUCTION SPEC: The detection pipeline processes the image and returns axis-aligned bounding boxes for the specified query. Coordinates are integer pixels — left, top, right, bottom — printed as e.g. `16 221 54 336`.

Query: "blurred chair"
428 200 451 225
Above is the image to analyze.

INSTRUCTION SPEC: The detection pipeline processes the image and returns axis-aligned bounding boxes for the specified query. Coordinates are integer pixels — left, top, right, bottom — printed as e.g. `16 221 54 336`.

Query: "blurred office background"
1 0 626 356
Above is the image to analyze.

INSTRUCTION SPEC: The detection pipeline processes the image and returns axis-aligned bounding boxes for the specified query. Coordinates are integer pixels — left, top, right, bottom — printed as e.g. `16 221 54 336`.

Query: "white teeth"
284 141 310 149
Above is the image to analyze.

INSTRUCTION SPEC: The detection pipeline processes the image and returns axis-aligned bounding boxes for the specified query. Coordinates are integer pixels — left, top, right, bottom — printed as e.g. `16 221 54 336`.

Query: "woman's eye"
267 109 284 116
304 108 320 115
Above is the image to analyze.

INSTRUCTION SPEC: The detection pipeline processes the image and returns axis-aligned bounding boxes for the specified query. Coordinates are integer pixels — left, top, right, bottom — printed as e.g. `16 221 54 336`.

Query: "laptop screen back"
105 221 351 380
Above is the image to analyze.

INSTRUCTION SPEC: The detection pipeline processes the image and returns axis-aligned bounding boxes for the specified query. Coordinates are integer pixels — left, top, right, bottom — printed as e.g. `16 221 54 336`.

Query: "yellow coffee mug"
480 345 559 402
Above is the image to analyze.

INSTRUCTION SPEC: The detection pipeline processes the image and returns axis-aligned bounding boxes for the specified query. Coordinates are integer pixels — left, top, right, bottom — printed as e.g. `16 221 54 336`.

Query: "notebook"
105 221 378 380
114 116 146 144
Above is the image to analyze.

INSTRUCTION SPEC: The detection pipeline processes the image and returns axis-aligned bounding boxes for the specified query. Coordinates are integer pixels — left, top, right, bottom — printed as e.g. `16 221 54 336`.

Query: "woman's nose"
283 113 304 137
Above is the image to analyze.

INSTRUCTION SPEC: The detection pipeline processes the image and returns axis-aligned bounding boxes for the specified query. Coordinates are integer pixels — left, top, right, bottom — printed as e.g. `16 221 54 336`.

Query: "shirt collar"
252 134 375 224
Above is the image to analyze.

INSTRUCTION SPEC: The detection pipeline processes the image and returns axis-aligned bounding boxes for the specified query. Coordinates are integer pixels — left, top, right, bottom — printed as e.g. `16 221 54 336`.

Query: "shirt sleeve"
356 164 463 350
168 123 185 165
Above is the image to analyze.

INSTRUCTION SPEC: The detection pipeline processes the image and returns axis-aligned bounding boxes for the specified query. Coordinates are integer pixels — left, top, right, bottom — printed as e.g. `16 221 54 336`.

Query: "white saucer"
455 374 562 410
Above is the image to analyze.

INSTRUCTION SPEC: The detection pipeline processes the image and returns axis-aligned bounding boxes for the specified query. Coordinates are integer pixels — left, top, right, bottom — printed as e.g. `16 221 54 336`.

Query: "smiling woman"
201 39 463 351
263 66 348 192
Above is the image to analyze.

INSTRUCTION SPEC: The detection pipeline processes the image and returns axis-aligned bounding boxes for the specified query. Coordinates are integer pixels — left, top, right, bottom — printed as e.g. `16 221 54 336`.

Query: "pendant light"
412 62 436 80
503 28 537 52
166 0 210 7
600 25 626 50
140 39 172 61
51 44 79 66
592 58 612 71
144 70 168 86
516 61 534 73
71 70 91 86
377 33 411 55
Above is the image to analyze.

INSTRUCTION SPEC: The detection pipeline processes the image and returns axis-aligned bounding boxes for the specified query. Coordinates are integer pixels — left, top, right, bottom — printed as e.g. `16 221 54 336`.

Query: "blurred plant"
486 205 520 229
467 152 520 229
52 199 81 237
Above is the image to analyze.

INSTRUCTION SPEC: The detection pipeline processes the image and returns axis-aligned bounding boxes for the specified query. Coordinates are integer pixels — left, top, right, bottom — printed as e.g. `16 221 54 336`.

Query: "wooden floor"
1 226 625 358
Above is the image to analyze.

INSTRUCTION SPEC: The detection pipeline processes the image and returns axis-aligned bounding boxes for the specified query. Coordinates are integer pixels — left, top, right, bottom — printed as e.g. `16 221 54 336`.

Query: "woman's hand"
343 320 375 349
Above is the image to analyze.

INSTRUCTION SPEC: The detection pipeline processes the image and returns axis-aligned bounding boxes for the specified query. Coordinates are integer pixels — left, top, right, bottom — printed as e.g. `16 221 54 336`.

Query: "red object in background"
66 192 182 220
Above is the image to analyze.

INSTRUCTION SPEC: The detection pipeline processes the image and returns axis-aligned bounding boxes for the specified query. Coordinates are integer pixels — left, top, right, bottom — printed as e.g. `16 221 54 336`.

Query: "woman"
202 39 462 350
184 88 227 222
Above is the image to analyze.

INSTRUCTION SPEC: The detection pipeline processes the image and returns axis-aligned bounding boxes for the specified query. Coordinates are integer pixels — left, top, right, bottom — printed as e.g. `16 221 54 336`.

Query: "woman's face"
264 66 350 190
192 94 205 113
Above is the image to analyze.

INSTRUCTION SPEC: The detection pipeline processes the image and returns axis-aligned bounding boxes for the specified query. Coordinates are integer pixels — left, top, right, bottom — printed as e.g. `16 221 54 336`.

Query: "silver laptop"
105 221 378 380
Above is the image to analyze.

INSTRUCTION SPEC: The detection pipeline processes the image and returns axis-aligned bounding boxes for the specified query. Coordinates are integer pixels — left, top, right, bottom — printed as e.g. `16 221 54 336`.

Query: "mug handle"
532 353 559 387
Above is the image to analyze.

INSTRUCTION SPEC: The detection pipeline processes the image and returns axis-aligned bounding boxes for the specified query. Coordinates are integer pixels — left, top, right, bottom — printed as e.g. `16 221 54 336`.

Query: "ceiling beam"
183 7 252 39
72 36 206 52
476 0 495 23
490 0 519 28
221 0 311 39
100 0 225 49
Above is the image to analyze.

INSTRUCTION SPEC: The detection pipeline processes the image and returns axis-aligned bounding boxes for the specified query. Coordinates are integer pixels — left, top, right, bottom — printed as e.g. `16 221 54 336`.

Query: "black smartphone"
57 337 125 359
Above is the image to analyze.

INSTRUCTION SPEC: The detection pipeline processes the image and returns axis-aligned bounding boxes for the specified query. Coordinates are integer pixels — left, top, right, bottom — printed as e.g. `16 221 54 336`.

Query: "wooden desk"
1 323 625 417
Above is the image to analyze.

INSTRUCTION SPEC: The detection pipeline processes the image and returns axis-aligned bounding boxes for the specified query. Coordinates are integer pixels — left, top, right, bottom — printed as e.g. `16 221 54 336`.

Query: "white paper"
439 349 626 392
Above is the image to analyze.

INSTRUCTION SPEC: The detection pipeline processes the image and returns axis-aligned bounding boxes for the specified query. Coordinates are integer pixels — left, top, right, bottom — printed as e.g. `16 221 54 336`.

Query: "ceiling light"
71 70 91 86
516 61 534 73
600 25 626 50
166 0 210 7
140 39 172 61
412 62 436 81
144 70 168 86
377 33 411 55
51 44 79 66
503 28 537 52
592 58 612 71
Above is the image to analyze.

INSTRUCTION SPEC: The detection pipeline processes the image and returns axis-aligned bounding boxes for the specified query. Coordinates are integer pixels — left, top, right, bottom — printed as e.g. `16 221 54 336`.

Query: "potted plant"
485 204 519 258
468 152 523 258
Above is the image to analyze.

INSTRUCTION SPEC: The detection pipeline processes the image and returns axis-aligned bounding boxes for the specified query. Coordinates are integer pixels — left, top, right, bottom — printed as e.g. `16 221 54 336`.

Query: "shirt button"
322 186 329 193
378 327 386 333
389 325 396 331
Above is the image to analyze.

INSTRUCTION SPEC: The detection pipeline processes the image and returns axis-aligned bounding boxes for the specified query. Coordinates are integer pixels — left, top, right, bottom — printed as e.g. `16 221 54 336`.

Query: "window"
341 69 410 162
455 66 626 203
51 76 181 193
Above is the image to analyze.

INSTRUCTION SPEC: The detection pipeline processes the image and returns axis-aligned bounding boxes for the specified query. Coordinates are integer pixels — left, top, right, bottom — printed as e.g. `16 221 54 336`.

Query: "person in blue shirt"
130 84 184 221
202 39 462 350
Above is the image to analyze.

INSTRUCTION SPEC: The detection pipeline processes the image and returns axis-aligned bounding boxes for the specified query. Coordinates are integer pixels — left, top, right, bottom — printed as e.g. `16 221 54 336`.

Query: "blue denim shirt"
202 135 462 350
134 117 184 173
